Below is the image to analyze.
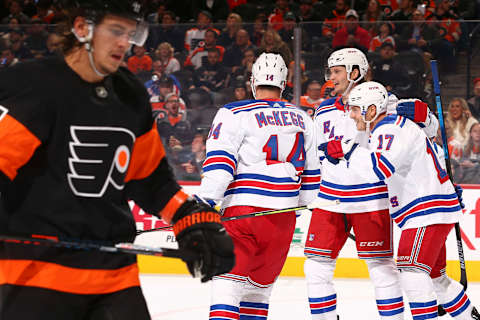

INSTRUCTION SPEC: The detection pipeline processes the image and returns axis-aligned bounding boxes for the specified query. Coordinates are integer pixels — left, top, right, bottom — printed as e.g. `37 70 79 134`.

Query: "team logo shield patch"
67 126 136 197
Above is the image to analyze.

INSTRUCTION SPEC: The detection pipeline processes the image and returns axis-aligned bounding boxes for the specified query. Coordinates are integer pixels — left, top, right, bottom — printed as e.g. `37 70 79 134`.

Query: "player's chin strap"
72 22 108 78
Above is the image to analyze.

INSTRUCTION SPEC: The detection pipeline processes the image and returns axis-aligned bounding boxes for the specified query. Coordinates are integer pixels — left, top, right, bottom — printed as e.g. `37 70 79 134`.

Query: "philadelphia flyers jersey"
199 99 320 210
0 57 181 279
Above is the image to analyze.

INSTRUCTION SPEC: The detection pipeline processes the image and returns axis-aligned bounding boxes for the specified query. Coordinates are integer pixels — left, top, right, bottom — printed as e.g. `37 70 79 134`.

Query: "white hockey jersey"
315 96 389 213
348 114 462 230
315 95 440 214
199 99 320 210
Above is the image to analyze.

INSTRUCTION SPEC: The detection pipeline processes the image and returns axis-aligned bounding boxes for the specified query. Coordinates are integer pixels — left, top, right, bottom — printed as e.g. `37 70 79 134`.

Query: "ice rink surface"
140 274 480 320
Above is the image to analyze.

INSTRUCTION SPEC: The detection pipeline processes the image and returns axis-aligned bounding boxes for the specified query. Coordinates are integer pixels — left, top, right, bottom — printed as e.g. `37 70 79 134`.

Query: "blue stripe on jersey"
240 302 269 308
318 192 388 202
321 180 386 189
309 294 337 302
371 153 386 180
234 173 299 183
372 114 403 134
225 188 299 197
302 169 321 175
210 304 240 312
391 193 459 219
203 164 235 175
301 184 320 190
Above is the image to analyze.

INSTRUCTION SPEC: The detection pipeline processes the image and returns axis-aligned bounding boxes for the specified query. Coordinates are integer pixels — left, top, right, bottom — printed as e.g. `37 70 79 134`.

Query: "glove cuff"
172 200 223 237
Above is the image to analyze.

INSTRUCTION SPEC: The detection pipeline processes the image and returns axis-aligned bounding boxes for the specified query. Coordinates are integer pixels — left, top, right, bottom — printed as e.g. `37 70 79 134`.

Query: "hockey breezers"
136 199 341 235
0 234 198 260
431 60 468 316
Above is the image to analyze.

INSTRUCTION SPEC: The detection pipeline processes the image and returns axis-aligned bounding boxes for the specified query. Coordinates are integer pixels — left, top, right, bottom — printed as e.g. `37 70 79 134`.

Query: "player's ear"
366 104 377 121
72 16 90 40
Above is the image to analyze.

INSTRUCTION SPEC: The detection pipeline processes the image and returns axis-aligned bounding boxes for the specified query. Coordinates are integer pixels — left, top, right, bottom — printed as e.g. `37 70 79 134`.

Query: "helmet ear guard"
327 48 369 84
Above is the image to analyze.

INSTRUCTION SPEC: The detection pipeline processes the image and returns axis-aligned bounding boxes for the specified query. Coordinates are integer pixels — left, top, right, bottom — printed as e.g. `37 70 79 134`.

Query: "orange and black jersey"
0 57 182 294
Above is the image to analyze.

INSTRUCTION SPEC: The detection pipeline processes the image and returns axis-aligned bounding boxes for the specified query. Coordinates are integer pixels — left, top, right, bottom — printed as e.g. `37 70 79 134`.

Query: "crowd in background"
0 0 479 183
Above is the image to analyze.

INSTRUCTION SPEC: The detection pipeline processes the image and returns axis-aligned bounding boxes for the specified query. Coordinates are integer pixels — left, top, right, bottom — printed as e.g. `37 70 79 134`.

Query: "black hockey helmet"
62 0 149 46
62 0 146 22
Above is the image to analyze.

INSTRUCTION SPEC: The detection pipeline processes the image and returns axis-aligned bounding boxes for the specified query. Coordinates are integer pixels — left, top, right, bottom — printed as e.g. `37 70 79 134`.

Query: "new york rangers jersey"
349 115 462 230
199 99 320 210
315 96 389 213
315 95 440 214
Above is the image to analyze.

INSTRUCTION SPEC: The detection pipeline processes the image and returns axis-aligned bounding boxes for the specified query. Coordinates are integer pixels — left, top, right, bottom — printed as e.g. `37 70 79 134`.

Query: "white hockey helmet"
250 53 288 99
348 81 388 124
326 48 369 84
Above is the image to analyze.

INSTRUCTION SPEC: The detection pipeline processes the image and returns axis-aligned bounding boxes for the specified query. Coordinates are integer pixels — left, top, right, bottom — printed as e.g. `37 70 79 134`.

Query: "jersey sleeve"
420 111 439 139
0 66 54 190
198 107 244 202
299 115 320 206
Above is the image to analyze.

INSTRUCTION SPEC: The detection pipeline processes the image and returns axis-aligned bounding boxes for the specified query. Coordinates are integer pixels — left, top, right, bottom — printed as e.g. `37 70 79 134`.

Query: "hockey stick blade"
0 234 197 260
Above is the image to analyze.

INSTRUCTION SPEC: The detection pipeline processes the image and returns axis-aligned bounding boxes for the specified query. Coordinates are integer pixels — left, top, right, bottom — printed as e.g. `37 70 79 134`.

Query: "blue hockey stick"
430 60 468 293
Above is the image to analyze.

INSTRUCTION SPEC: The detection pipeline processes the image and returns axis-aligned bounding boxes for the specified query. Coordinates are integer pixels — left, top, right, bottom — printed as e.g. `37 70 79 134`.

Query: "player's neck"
370 112 387 130
65 48 105 83
255 90 281 100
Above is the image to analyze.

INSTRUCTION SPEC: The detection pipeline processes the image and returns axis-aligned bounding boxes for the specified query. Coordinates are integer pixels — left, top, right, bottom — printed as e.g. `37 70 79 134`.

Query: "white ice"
140 274 480 320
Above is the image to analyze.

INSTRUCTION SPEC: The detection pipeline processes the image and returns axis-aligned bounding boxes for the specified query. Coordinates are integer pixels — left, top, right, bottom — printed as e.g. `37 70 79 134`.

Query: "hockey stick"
136 199 340 235
0 234 197 260
431 60 468 315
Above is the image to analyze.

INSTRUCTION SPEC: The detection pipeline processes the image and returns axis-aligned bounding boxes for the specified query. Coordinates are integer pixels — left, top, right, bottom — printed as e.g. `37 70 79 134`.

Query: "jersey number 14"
263 132 306 173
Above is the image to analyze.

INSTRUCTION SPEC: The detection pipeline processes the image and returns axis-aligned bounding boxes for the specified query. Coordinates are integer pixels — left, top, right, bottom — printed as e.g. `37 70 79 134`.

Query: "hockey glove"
319 140 358 164
454 184 465 209
172 199 235 282
396 99 429 123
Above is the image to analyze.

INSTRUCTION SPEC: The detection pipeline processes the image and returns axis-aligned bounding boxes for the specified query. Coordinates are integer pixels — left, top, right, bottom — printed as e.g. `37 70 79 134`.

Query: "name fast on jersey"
254 110 306 129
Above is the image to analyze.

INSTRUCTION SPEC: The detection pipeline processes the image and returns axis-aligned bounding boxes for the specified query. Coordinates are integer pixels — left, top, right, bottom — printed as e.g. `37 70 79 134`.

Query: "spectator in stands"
146 74 173 103
446 97 479 149
322 0 349 40
369 21 395 52
184 10 218 54
192 48 228 93
174 132 206 181
280 12 311 52
45 32 63 57
268 0 292 31
257 28 293 66
1 17 20 47
361 0 386 38
251 14 267 47
24 18 48 58
154 42 180 75
1 1 30 24
300 80 324 109
32 0 54 24
227 0 247 11
163 92 185 127
184 28 225 69
332 9 371 51
147 2 166 24
223 29 256 72
146 11 183 53
396 9 439 52
426 0 461 73
0 47 19 68
231 48 255 83
218 13 242 48
468 77 480 120
9 29 32 61
453 123 480 183
298 0 323 38
127 45 152 75
233 79 249 101
321 79 336 99
370 42 409 93
377 0 398 16
190 0 230 22
390 0 416 35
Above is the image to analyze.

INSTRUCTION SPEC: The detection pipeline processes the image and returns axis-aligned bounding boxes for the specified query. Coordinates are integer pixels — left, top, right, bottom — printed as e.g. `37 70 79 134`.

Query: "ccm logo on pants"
359 241 384 247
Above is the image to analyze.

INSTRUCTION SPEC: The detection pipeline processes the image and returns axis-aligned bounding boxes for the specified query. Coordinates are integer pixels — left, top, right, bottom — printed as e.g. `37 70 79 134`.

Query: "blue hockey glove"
318 140 358 165
396 99 429 123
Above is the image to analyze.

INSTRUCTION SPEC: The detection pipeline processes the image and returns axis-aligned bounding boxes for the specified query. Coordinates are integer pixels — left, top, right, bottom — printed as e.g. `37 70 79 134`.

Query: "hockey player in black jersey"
0 1 234 319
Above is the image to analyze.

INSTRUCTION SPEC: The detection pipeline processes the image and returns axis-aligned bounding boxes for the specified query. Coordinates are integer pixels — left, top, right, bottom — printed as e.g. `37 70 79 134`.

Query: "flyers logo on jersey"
67 126 136 198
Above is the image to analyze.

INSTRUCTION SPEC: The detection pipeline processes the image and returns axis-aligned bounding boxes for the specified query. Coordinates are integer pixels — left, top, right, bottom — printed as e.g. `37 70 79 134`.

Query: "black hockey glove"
172 200 235 282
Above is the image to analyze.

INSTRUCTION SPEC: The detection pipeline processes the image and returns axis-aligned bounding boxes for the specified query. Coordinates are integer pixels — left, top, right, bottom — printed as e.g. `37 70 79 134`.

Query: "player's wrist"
171 200 222 238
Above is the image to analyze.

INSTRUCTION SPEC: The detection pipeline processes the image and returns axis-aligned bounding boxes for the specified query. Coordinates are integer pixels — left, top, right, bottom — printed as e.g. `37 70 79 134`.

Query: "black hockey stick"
0 234 197 260
136 199 341 235
431 60 468 315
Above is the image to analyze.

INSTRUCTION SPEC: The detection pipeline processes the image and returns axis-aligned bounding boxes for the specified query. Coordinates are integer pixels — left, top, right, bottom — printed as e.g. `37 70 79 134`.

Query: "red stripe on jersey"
319 185 387 196
209 310 239 319
411 306 438 315
375 153 393 178
203 156 236 168
394 199 460 224
444 294 468 313
378 302 404 311
301 176 321 183
227 180 300 190
310 300 337 309
239 307 268 316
